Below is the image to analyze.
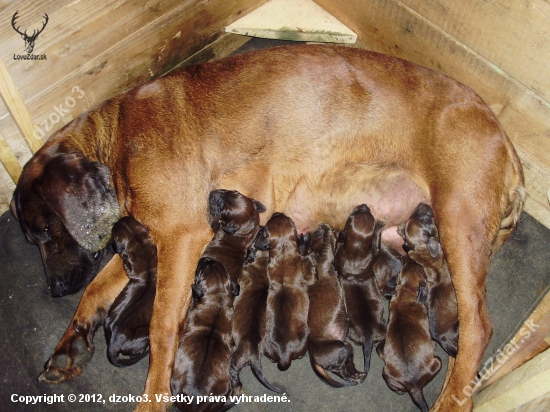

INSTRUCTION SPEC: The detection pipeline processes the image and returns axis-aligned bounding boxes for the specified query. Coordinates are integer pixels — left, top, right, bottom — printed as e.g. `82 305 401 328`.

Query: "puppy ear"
337 230 347 244
371 220 385 255
427 238 440 258
221 222 238 235
253 199 266 213
231 281 240 296
396 223 406 239
417 282 428 304
253 227 270 250
191 284 204 300
35 153 120 251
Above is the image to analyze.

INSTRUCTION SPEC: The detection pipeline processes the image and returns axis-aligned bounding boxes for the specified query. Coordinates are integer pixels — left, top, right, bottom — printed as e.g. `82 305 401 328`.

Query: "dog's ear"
427 237 440 258
35 153 120 251
337 230 347 244
221 221 238 235
417 282 428 304
253 227 270 250
191 283 204 300
396 223 406 239
253 199 266 213
372 220 385 255
231 281 240 296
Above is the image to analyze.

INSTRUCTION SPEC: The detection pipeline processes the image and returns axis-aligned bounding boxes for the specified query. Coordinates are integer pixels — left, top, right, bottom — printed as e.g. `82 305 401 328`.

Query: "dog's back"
263 213 314 371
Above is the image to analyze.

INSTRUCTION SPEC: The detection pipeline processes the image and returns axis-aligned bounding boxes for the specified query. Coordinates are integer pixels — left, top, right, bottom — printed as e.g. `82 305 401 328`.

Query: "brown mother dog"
11 44 524 411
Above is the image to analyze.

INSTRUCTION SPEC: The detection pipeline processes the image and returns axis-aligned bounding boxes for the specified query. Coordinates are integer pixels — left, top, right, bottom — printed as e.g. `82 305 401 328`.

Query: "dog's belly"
282 164 429 253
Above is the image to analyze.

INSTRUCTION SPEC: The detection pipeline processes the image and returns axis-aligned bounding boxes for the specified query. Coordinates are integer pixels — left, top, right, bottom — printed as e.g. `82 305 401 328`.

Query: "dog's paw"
38 321 95 384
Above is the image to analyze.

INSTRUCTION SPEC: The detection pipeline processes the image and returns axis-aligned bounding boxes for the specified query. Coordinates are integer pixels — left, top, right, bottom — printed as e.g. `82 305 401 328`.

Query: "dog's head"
397 261 428 304
11 151 120 296
191 257 240 301
111 216 157 280
208 189 266 236
398 203 441 259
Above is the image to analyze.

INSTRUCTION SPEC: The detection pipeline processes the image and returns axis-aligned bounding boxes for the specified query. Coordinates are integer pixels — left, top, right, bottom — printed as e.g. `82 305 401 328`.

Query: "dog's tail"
409 388 429 412
361 335 375 383
251 359 283 393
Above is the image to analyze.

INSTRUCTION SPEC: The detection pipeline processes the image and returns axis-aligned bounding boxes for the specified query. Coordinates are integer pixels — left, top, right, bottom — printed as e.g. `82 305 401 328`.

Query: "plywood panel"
314 0 550 228
402 0 550 103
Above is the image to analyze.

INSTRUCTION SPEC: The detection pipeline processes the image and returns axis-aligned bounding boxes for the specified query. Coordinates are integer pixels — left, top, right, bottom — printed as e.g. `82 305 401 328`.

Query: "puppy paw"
38 321 95 384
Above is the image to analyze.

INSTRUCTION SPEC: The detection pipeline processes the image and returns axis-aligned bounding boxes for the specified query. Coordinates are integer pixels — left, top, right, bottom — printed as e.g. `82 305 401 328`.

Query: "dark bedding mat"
1 208 549 412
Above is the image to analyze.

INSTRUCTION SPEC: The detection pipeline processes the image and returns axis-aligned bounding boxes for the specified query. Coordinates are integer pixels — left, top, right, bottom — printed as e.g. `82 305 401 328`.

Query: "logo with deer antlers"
12 11 49 54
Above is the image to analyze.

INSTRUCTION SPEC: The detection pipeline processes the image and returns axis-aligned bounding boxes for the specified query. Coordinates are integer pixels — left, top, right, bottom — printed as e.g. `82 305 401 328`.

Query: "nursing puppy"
230 227 281 395
104 216 157 367
377 261 442 412
203 189 266 283
171 257 239 412
399 203 459 357
263 213 315 371
307 224 366 387
334 204 385 379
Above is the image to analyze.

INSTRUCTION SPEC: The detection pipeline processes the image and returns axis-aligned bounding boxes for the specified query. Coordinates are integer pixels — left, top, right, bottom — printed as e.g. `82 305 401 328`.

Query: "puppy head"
263 213 299 250
11 151 119 296
397 262 427 302
208 189 266 236
399 203 441 258
192 257 239 301
111 216 157 279
338 204 385 254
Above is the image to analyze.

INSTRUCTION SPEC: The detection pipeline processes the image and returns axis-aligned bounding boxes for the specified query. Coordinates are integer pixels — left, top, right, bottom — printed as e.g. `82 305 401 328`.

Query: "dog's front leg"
40 255 127 383
135 227 212 412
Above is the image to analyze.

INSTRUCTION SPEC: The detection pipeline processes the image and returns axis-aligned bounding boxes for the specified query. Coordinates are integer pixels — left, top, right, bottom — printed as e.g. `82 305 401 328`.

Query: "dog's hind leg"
39 255 127 383
426 105 524 411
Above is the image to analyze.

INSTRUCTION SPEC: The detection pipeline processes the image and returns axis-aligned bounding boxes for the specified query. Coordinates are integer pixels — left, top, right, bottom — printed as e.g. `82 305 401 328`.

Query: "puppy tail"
310 361 357 388
251 360 283 394
409 388 429 412
361 336 375 383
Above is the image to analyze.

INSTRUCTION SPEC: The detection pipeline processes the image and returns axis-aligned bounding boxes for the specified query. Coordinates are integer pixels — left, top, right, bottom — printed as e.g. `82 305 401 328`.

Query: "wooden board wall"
314 0 550 228
0 0 266 212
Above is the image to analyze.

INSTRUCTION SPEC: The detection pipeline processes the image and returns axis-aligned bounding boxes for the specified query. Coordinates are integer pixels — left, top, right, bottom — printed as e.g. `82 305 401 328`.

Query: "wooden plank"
0 132 22 183
514 392 550 412
0 0 267 152
473 349 550 412
0 1 185 102
401 0 550 103
313 0 550 228
225 0 357 43
0 58 43 153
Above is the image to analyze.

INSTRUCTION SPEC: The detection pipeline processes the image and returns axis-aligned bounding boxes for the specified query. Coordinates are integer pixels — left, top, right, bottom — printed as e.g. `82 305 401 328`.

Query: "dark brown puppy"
399 203 459 357
104 216 157 367
171 257 239 412
202 189 266 283
334 204 385 379
377 261 442 412
307 224 366 387
263 213 315 371
229 227 281 395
